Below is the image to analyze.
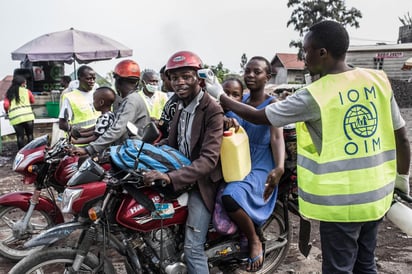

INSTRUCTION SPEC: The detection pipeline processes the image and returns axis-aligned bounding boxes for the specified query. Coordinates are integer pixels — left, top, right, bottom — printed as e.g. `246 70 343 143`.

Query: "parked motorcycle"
10 123 312 274
0 135 78 260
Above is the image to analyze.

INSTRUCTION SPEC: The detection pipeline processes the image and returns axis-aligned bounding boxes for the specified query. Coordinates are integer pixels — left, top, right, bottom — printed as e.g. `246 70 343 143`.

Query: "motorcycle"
9 123 312 274
0 135 78 260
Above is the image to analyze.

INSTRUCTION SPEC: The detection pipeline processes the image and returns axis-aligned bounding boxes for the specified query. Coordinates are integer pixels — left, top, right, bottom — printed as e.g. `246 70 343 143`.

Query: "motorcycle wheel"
9 247 116 274
231 202 290 274
259 202 290 272
0 205 54 261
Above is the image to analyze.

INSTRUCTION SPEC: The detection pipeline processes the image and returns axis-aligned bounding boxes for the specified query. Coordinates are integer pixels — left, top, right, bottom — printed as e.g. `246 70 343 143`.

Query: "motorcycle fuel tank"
117 189 188 232
54 155 79 186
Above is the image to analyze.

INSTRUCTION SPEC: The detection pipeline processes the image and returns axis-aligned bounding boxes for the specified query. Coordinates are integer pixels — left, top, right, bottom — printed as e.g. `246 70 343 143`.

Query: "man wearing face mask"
138 69 168 121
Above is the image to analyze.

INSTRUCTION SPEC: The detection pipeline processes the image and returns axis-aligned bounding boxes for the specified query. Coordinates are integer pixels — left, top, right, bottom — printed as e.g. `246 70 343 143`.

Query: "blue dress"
225 110 243 124
222 94 277 227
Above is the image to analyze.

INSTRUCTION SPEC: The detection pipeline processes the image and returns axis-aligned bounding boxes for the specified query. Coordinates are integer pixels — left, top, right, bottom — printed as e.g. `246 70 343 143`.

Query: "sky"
0 0 411 79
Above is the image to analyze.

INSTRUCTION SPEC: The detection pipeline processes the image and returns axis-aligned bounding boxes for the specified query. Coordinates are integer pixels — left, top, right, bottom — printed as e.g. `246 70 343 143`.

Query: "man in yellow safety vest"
205 20 411 273
138 69 168 121
58 65 100 146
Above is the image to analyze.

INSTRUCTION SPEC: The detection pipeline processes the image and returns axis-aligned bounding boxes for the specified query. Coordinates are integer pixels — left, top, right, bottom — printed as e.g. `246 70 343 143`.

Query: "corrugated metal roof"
271 53 305 70
348 43 412 52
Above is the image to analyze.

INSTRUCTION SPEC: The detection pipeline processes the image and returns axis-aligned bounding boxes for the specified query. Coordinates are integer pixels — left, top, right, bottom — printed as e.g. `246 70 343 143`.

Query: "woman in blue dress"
221 56 285 272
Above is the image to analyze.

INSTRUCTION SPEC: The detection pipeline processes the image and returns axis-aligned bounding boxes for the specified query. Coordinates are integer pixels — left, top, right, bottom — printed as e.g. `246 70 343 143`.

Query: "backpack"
110 139 191 173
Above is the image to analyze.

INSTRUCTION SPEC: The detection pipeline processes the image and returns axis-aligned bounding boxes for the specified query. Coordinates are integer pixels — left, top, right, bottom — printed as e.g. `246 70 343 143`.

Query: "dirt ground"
0 108 412 273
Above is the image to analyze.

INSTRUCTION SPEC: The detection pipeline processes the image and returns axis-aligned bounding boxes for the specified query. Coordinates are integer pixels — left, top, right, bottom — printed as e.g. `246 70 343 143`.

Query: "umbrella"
402 57 412 70
11 28 132 64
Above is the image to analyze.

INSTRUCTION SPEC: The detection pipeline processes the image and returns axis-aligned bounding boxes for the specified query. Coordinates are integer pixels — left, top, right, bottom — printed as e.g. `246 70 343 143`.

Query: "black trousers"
13 120 34 149
320 219 381 274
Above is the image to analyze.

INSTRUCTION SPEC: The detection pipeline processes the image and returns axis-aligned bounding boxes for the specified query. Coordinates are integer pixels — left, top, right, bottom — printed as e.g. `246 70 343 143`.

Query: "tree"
204 62 230 83
399 12 412 26
105 71 114 85
287 0 362 59
240 53 248 73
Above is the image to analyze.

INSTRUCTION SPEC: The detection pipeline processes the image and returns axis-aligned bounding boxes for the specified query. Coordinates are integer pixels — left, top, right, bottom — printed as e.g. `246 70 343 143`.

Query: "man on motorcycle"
73 60 151 156
143 51 224 274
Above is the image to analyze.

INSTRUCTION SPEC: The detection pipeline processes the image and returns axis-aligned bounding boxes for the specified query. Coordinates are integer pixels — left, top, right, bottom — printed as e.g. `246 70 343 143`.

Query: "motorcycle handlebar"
151 180 167 188
394 188 412 203
46 138 69 158
116 170 166 188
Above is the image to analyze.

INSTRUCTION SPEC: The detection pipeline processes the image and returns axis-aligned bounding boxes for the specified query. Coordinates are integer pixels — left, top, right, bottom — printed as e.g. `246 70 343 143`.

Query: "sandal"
246 243 265 272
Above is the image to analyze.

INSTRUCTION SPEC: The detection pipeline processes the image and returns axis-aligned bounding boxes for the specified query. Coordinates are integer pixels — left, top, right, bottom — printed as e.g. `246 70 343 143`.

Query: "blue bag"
110 139 191 172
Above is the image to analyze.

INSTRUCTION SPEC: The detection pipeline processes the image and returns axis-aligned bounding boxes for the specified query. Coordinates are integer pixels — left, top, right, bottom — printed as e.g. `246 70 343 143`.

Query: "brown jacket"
166 92 224 212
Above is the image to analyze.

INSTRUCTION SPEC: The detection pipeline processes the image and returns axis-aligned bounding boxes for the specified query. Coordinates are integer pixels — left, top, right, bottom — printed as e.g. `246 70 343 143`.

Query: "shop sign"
375 52 404 58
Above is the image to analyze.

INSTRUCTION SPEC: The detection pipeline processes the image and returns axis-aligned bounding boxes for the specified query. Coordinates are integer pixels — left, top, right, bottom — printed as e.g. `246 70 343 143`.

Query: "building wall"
271 67 305 84
287 70 305 84
346 47 412 81
392 79 412 108
272 67 287 84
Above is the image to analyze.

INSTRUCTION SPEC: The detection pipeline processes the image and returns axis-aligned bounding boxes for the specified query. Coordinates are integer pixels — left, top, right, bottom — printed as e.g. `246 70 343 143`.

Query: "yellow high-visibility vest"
8 87 35 126
62 89 100 128
296 68 396 222
138 91 168 119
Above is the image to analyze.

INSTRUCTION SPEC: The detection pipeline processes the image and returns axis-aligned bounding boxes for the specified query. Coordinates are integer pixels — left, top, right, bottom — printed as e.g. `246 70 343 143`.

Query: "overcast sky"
0 0 410 78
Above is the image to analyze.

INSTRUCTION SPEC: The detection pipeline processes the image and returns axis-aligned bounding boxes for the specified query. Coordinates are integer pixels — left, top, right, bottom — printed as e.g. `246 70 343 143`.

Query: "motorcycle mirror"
142 122 160 144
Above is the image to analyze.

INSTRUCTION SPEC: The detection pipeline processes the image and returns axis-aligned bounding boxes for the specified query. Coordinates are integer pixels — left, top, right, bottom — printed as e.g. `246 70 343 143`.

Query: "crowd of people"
4 20 411 274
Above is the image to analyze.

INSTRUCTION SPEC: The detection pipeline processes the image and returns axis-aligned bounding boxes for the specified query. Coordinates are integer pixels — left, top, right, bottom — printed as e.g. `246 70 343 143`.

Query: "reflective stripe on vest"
63 89 100 128
296 68 396 222
8 87 35 126
138 91 168 119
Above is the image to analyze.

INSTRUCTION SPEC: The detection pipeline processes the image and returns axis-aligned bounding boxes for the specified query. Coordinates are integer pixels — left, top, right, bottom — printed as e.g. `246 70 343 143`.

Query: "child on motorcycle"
71 87 116 145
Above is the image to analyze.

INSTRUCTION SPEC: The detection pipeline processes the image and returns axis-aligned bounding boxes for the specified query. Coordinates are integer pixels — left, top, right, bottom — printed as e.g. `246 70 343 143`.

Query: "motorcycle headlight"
61 188 83 214
13 153 24 171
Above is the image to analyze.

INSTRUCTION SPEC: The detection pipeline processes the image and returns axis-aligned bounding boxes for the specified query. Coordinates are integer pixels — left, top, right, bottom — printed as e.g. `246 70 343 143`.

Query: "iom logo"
342 102 380 155
339 86 381 155
343 103 378 140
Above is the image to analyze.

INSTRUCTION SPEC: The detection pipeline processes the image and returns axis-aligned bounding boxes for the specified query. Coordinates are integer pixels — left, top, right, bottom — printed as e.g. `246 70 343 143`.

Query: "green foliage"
204 62 230 83
399 12 412 26
96 77 111 87
287 0 362 59
105 71 114 85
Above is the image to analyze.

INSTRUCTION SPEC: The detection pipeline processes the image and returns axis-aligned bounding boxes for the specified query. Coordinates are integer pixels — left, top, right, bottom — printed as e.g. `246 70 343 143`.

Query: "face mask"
145 83 158 93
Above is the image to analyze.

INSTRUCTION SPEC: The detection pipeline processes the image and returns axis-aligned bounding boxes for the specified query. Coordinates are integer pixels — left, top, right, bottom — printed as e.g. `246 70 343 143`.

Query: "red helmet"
165 51 203 75
113 59 141 79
